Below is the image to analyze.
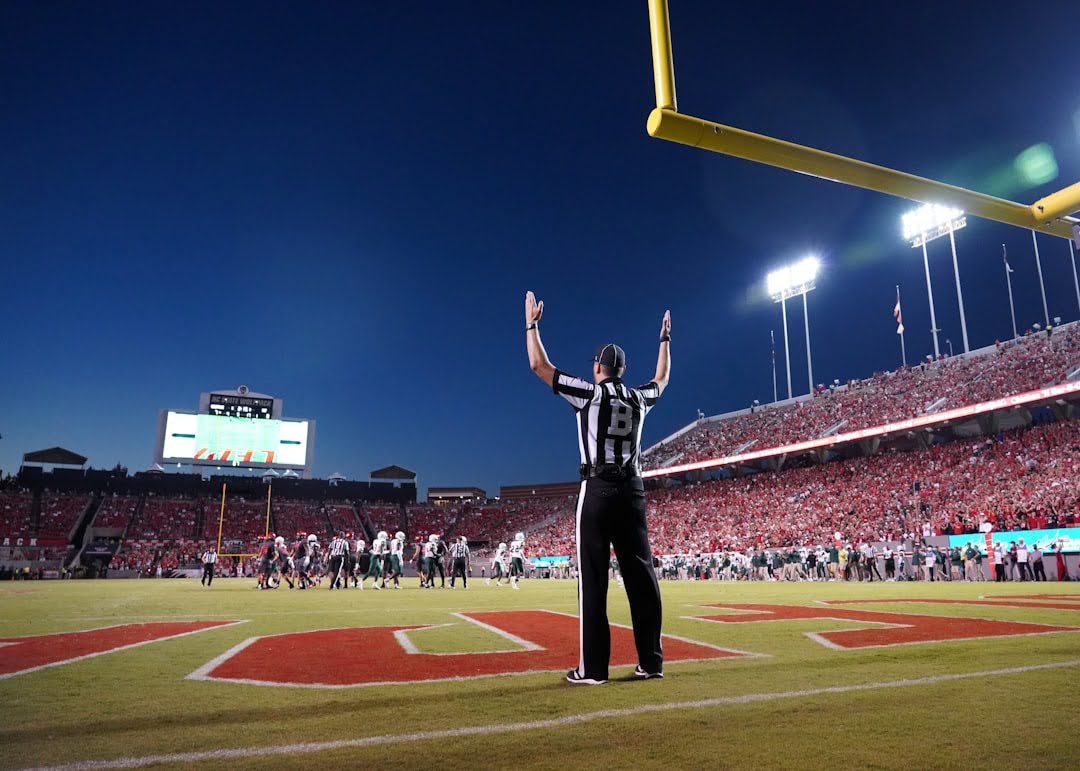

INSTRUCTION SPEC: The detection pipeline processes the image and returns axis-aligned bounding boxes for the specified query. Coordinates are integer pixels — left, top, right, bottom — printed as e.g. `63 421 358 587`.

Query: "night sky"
2 1 1079 494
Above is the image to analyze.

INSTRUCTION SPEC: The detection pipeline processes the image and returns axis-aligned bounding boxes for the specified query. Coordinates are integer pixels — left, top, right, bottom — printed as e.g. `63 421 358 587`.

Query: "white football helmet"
395 531 405 541
308 533 318 543
274 536 285 546
460 535 468 543
357 539 366 550
429 534 438 543
377 530 388 541
515 532 525 542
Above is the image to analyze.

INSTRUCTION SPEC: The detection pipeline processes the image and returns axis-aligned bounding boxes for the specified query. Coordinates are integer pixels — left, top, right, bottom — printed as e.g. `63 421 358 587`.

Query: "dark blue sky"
2 1 1079 494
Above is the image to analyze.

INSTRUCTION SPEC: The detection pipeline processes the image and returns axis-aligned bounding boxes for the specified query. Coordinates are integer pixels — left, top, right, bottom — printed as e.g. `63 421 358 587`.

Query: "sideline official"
524 290 670 685
200 546 217 587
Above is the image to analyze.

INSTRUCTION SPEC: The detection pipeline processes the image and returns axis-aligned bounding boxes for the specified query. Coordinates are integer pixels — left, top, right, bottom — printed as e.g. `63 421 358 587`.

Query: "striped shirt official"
329 537 348 557
551 370 660 472
450 541 470 560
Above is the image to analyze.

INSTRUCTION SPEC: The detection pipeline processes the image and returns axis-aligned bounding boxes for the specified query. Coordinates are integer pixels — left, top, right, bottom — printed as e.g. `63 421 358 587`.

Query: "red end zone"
0 621 241 679
190 610 745 687
692 602 1079 649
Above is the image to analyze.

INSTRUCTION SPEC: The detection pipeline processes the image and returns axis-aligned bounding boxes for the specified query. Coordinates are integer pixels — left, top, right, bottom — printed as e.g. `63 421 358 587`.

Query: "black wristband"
660 335 670 343
526 323 537 331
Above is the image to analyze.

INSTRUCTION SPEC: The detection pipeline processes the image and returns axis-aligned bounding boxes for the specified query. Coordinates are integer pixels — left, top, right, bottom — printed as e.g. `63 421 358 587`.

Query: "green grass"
1 578 1078 770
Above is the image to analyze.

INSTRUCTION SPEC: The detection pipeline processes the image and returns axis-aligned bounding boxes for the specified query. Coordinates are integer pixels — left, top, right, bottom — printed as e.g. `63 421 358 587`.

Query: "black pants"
1032 560 1046 581
450 557 468 587
575 476 662 681
995 563 1005 581
328 556 344 587
201 563 214 586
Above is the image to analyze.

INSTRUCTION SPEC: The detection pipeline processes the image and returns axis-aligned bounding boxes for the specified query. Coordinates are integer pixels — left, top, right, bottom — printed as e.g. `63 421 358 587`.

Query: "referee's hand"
525 291 544 324
660 309 671 340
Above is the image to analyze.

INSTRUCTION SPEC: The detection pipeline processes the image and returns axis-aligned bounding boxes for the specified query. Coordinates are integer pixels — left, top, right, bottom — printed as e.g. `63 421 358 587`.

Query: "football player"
509 532 525 589
489 541 508 586
292 532 309 589
359 531 387 590
385 531 405 589
274 535 295 589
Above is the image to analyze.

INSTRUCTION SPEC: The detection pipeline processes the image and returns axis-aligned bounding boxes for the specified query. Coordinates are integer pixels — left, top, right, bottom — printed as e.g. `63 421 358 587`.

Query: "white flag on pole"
893 288 905 335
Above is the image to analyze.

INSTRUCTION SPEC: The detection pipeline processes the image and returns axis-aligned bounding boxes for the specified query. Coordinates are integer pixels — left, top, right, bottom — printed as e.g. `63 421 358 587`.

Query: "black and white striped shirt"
552 371 660 472
329 537 348 557
449 541 470 560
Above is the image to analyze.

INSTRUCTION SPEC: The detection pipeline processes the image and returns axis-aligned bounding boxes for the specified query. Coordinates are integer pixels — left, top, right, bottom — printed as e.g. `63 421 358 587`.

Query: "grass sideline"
1 578 1078 770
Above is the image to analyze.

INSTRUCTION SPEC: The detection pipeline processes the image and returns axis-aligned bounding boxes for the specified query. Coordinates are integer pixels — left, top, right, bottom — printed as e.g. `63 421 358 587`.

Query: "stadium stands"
93 495 140 529
645 324 1080 470
129 496 201 541
0 492 35 538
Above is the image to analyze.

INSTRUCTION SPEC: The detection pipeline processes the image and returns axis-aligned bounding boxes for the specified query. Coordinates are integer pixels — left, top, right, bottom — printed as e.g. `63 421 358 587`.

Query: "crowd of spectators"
406 504 461 539
363 503 402 534
37 494 91 538
0 492 35 538
645 323 1080 470
272 501 331 539
128 495 201 540
93 495 140 529
641 419 1080 555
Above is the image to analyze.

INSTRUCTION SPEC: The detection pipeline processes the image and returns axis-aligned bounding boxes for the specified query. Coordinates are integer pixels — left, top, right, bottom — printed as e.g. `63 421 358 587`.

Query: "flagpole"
770 329 778 404
1069 239 1080 318
1031 230 1050 327
1003 244 1018 340
896 285 907 367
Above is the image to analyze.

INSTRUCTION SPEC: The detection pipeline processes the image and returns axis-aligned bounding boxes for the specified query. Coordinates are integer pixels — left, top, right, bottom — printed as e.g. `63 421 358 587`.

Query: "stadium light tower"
902 203 968 357
767 256 820 397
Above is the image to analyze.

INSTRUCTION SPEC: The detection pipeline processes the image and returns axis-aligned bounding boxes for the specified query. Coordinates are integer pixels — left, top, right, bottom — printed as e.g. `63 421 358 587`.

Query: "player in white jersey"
508 532 525 590
488 542 508 586
385 531 405 589
359 531 387 590
420 535 437 588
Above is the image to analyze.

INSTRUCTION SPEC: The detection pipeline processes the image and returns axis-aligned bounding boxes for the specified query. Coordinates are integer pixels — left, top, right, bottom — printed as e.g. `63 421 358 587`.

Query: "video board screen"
948 527 1080 554
159 411 311 469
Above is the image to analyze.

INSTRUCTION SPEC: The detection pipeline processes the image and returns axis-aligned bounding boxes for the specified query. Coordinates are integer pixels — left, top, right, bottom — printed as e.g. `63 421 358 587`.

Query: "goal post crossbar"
644 0 1079 240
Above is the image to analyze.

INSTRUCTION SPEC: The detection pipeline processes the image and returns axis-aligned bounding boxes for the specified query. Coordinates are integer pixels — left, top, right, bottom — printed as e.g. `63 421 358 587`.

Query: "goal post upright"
216 481 226 554
643 0 1079 239
264 483 272 539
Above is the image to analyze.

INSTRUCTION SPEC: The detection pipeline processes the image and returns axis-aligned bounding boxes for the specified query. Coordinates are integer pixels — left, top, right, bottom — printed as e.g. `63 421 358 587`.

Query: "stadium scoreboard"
208 393 274 419
154 386 315 477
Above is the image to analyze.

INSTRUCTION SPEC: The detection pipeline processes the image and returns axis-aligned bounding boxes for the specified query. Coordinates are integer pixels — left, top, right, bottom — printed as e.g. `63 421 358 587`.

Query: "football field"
2 577 1078 770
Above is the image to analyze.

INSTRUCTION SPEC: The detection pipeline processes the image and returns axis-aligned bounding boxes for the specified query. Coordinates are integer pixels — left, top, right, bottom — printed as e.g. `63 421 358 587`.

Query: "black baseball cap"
594 343 626 370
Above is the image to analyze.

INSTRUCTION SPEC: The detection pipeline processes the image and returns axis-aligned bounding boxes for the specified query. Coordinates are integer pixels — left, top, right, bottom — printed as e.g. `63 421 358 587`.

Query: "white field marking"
393 624 454 655
542 608 761 658
451 612 544 651
805 628 1080 652
28 658 1080 771
185 610 750 689
686 603 1080 651
0 621 247 681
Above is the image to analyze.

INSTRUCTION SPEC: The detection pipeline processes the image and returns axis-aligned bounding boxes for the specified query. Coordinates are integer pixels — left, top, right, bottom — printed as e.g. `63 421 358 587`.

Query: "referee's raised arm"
653 310 672 394
524 290 556 386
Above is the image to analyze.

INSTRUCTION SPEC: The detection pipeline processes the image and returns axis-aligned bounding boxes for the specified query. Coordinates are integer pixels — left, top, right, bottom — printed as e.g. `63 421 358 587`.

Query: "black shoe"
633 665 663 680
566 669 607 685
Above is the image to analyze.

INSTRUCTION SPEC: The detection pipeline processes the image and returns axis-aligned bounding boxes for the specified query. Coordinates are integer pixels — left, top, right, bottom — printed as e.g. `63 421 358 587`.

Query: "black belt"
580 463 640 481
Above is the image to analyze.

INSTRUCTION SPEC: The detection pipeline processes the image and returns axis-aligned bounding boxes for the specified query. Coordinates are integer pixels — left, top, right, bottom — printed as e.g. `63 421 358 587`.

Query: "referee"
449 536 470 589
524 290 669 685
200 546 217 587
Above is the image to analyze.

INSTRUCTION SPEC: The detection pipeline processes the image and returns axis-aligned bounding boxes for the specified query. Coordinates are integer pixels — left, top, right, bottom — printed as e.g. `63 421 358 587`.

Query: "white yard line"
26 658 1080 771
